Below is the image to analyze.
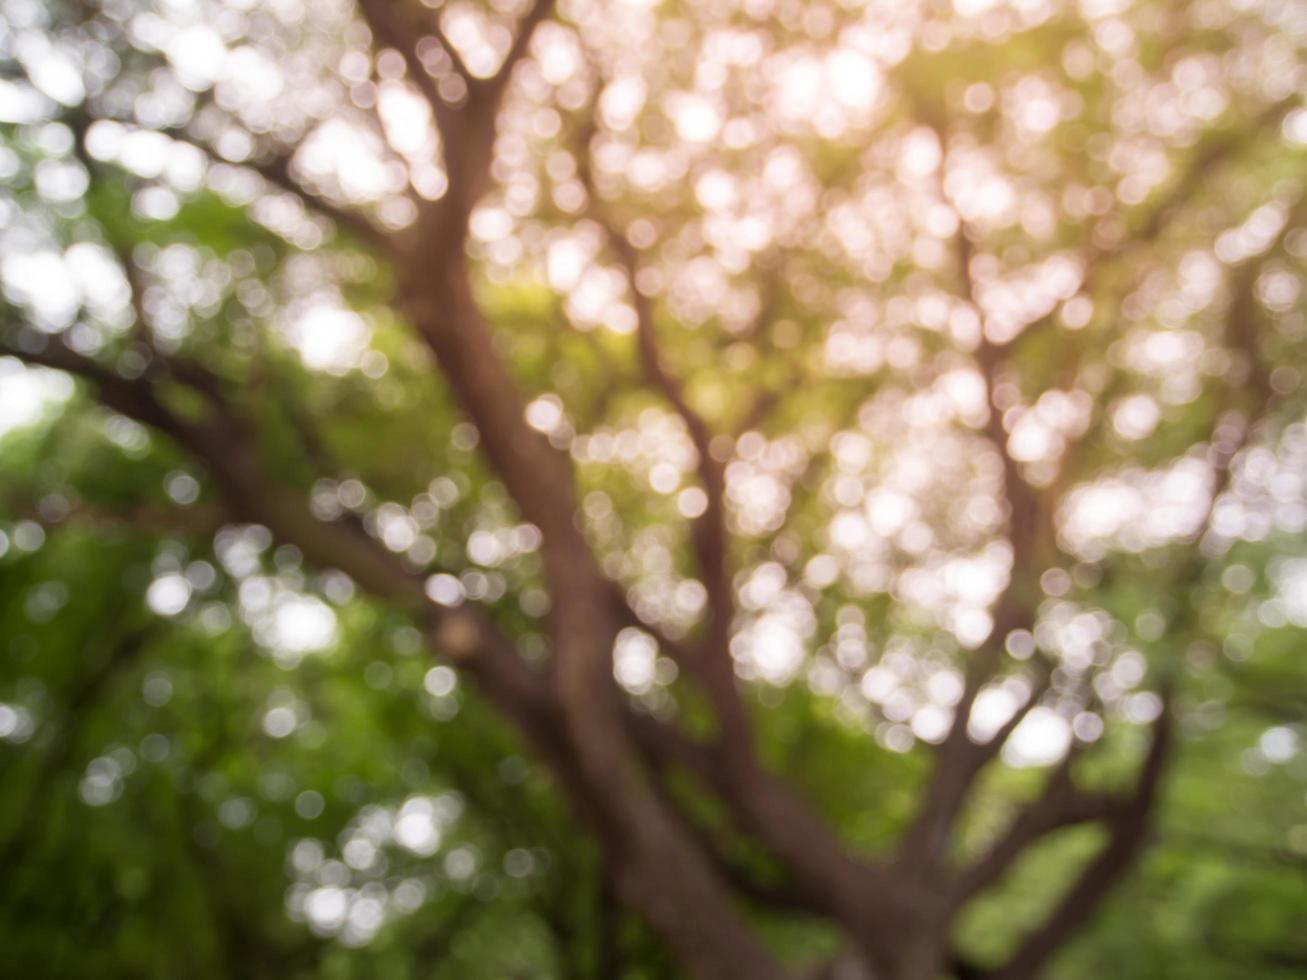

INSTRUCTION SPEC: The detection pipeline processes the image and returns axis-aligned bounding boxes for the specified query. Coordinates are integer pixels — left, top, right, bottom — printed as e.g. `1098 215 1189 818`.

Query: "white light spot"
425 573 465 607
286 306 371 374
295 790 325 819
2 252 79 330
423 666 457 697
1260 726 1298 764
668 93 720 142
0 361 73 437
827 49 881 110
1111 395 1160 440
275 595 337 653
677 487 709 518
305 887 348 932
166 25 227 90
394 797 442 856
614 628 658 694
146 574 192 617
0 703 35 743
525 394 565 433
79 756 122 806
1004 708 1072 767
263 706 298 738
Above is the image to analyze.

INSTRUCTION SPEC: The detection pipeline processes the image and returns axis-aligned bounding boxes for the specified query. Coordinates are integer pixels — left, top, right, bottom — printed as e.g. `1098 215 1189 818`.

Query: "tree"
2 0 1306 977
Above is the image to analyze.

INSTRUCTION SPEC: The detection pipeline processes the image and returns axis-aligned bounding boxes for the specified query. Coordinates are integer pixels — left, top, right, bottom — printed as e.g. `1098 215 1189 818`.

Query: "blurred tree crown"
1 0 1306 977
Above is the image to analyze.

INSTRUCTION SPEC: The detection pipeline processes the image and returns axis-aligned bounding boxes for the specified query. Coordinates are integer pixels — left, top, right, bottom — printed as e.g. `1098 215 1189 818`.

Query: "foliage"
1 0 1306 976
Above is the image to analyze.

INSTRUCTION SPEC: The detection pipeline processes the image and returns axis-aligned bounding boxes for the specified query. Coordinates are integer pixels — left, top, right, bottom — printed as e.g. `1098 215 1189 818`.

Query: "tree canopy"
1 0 1306 976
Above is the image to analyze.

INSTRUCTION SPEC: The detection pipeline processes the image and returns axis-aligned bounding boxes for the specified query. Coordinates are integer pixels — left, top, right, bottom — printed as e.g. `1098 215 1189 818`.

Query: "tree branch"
575 116 750 759
249 148 394 254
896 596 1038 868
625 707 898 945
949 744 1110 907
480 0 555 107
0 324 588 851
986 700 1173 980
997 95 1297 354
355 0 463 138
146 90 395 253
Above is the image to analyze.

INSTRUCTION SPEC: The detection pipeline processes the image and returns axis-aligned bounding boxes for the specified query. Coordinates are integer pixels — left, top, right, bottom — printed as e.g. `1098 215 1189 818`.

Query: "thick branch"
897 598 1037 869
565 145 878 955
988 701 1173 980
0 327 420 606
949 746 1113 907
394 142 793 980
625 707 902 951
16 498 229 536
0 327 617 869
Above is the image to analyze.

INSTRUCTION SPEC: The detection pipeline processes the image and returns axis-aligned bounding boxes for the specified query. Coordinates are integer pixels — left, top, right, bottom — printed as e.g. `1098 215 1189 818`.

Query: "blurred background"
1 0 1306 976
